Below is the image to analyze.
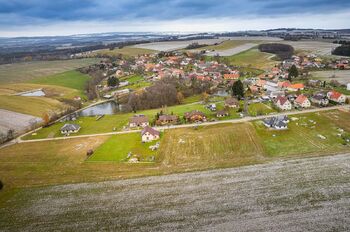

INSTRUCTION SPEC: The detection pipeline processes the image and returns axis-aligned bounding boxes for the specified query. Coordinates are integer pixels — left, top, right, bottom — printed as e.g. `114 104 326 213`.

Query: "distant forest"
258 43 294 60
332 45 350 56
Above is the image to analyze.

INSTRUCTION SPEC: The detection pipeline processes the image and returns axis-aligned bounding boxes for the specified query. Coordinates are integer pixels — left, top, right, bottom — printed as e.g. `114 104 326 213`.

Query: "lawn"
254 111 350 157
31 70 90 94
120 74 143 83
88 133 160 162
0 95 67 117
248 102 276 116
183 94 201 104
0 59 99 84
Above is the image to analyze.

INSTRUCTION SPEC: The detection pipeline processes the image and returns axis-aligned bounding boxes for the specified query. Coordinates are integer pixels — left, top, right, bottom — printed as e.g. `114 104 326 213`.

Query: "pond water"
20 90 46 97
215 89 229 97
79 101 120 116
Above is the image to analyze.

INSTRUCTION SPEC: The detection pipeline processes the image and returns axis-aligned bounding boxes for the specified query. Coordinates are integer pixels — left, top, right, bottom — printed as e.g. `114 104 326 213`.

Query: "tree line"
258 43 294 60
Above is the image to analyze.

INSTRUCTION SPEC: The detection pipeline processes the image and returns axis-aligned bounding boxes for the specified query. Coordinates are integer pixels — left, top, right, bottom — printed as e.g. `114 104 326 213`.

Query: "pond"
215 89 229 97
20 90 46 97
79 101 121 116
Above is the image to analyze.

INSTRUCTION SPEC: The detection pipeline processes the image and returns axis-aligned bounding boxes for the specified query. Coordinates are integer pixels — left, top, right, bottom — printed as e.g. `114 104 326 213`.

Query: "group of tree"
80 66 106 100
258 43 294 60
185 42 208 50
0 129 15 144
125 77 212 112
332 45 350 57
333 40 350 45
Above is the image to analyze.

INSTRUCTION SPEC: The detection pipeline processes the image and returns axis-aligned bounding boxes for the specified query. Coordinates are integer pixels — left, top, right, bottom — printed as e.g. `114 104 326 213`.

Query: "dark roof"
216 110 228 115
225 97 238 106
276 96 289 105
184 110 206 118
141 126 160 136
129 115 148 124
159 114 178 121
61 124 80 131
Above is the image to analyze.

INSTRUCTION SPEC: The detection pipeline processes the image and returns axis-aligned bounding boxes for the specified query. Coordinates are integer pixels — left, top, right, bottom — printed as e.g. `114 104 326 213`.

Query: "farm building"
129 115 149 128
60 124 81 135
184 110 207 122
141 126 160 142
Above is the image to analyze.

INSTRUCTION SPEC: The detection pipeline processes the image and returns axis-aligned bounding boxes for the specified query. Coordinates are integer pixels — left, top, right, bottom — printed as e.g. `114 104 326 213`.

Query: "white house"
275 96 292 110
60 124 81 135
141 126 160 142
294 94 311 108
347 83 350 91
327 91 346 104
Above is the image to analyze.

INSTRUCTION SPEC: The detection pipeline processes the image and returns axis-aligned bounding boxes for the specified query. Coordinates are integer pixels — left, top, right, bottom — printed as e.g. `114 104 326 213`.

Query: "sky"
0 0 350 37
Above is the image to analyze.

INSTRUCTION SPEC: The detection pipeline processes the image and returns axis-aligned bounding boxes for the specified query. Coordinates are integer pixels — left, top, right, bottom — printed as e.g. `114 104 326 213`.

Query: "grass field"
218 48 278 70
248 102 276 116
0 95 67 117
120 74 143 83
92 47 156 57
89 133 160 162
254 111 350 157
1 110 350 202
31 70 90 94
0 59 99 84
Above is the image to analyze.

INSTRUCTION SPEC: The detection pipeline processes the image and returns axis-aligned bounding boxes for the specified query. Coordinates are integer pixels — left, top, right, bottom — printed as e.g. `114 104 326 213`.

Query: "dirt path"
1 153 349 231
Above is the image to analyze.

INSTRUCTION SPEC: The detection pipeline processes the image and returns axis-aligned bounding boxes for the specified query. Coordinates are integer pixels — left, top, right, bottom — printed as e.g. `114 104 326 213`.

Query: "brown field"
0 153 349 231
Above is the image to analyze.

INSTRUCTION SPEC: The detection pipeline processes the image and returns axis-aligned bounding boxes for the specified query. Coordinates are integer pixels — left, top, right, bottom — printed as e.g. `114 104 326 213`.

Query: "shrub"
0 180 3 190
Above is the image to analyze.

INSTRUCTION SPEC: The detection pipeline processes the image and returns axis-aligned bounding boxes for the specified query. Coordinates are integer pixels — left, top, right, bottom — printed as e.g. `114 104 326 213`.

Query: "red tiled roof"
276 96 289 105
295 94 308 104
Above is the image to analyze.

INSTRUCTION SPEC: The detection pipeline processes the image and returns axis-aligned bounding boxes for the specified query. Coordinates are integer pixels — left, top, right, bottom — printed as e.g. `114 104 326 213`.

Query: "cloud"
0 0 349 36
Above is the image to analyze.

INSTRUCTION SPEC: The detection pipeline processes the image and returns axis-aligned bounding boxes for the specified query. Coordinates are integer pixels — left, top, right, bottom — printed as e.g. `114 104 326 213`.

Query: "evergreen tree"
288 65 299 79
232 80 244 99
107 76 119 87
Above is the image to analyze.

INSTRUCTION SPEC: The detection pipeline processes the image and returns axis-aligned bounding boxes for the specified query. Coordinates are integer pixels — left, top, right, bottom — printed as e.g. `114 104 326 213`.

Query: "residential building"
129 115 149 128
216 110 229 118
294 94 311 108
263 116 289 130
157 114 178 125
224 97 239 108
141 126 160 142
311 93 329 106
184 110 207 122
327 90 346 103
60 124 81 135
275 96 292 110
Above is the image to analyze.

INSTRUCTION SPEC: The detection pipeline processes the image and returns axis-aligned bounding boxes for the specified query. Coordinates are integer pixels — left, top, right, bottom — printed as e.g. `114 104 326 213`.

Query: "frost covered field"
1 153 349 231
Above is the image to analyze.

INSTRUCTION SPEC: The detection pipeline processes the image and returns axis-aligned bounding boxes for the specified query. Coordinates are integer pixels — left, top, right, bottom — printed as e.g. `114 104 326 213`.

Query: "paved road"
1 153 349 231
15 105 349 144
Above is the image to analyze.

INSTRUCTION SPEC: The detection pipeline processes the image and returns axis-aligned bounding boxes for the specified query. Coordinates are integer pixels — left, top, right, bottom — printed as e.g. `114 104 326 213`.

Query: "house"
275 96 292 110
347 83 350 91
263 116 289 130
288 83 305 91
269 91 285 99
311 93 329 106
216 110 229 118
129 115 149 128
141 126 160 142
184 110 207 122
223 72 240 80
294 94 311 108
157 114 178 125
327 90 346 103
225 97 239 108
60 124 81 135
207 103 216 111
278 81 291 89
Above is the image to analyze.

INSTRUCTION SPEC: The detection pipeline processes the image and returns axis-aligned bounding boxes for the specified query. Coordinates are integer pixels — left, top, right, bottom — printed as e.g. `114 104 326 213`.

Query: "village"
51 48 350 163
